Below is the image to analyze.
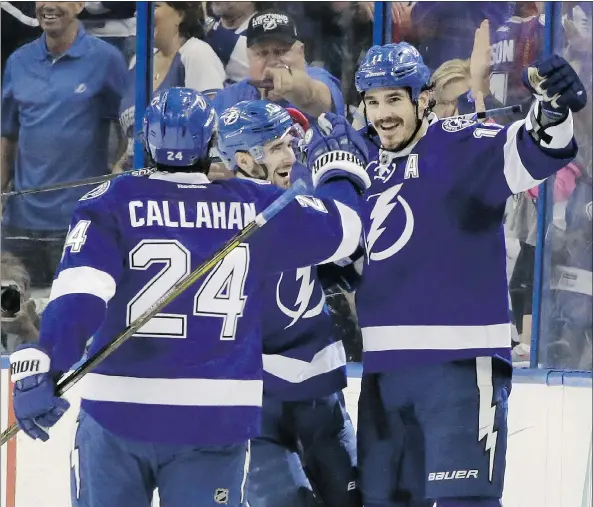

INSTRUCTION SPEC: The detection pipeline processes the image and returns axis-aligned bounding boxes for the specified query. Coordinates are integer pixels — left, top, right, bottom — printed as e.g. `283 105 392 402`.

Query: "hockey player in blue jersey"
216 99 361 507
348 44 587 507
8 87 372 507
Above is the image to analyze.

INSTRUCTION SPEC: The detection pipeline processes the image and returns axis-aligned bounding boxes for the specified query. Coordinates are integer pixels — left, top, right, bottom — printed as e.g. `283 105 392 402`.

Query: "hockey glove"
9 345 70 441
523 55 587 120
317 245 365 294
305 113 371 193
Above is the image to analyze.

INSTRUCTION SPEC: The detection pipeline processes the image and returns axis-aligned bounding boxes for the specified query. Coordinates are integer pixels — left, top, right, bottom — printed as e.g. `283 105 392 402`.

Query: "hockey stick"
0 179 308 446
0 167 157 199
1 156 225 199
458 103 523 121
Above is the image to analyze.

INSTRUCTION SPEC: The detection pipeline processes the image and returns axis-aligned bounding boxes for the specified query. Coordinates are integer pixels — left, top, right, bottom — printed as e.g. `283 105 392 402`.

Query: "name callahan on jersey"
128 200 257 230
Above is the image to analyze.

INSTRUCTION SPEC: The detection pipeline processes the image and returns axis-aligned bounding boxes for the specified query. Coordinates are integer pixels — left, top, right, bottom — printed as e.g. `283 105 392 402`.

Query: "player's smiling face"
364 87 418 151
262 135 296 189
234 135 295 189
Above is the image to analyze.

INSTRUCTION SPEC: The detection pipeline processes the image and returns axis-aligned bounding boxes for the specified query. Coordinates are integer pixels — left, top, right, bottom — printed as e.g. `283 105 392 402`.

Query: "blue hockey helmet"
143 87 217 167
216 100 305 171
355 43 431 100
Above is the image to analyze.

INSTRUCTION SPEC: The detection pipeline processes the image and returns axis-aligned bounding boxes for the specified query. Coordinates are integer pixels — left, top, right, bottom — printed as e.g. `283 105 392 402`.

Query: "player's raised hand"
523 54 587 119
9 345 70 441
305 113 371 193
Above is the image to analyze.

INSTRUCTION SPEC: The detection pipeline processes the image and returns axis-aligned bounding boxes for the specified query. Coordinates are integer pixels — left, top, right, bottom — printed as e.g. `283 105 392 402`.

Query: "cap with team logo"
245 10 300 48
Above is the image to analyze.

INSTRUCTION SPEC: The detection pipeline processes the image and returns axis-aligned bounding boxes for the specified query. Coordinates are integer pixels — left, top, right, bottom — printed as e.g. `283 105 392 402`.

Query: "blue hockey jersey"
261 266 347 401
38 171 361 445
356 106 577 372
489 14 545 108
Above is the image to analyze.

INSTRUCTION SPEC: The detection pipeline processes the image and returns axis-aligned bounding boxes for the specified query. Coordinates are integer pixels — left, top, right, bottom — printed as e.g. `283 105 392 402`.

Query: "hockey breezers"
0 179 308 446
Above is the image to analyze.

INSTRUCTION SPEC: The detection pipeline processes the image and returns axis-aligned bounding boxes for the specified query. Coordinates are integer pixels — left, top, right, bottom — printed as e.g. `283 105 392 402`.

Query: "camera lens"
1 286 21 317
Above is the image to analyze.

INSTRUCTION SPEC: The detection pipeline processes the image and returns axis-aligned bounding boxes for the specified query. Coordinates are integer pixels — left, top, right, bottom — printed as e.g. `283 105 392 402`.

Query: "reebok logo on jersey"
428 470 479 481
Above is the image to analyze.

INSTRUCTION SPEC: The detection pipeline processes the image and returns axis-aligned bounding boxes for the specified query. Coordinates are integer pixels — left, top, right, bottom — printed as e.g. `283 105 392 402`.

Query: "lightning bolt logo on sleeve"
276 267 325 328
365 183 415 262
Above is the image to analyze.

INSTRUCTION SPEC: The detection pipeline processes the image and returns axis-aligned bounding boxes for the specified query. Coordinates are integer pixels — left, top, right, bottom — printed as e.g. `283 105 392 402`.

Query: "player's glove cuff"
526 101 574 150
10 345 51 384
312 150 371 193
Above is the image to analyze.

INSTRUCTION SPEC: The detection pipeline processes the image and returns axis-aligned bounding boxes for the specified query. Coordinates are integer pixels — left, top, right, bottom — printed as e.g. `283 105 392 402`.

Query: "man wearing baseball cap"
211 9 345 121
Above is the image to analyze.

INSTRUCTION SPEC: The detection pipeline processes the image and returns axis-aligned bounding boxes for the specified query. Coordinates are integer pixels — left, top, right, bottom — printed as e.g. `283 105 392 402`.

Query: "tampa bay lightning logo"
79 181 110 201
221 108 240 126
365 183 415 262
442 117 475 133
276 267 325 328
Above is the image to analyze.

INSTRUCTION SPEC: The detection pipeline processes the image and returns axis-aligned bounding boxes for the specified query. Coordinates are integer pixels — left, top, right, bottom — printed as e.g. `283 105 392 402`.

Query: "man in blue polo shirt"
212 9 345 120
1 1 127 288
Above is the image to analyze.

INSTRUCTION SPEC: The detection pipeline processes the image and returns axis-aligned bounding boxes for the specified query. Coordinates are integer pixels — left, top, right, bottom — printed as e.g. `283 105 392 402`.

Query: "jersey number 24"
126 240 250 341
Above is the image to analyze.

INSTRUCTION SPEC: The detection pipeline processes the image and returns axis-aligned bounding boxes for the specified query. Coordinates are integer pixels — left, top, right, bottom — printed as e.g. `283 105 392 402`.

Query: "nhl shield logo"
214 488 229 504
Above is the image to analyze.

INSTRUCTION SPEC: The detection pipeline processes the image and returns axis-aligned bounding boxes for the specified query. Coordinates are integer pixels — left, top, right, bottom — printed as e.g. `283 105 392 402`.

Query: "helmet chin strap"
236 161 270 182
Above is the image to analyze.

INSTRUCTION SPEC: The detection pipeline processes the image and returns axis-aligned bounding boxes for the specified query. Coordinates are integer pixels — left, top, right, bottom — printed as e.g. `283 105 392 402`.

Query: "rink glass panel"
537 2 592 370
0 14 137 355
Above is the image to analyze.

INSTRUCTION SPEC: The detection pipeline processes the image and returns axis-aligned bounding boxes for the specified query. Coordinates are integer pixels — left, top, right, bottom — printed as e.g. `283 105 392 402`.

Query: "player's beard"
374 117 415 152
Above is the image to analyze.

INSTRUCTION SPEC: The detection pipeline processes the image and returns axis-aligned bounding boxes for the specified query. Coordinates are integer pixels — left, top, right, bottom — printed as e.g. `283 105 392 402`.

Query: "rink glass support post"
133 1 155 169
530 1 561 369
372 1 392 46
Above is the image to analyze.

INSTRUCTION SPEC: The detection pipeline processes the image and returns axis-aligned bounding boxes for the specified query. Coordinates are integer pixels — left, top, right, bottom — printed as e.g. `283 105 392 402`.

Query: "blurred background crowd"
0 1 591 371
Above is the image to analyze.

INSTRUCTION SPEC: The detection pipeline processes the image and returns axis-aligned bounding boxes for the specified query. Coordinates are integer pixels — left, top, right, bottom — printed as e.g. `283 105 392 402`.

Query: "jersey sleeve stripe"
49 266 117 304
319 201 362 265
262 340 347 383
361 323 511 352
502 121 546 193
80 374 263 406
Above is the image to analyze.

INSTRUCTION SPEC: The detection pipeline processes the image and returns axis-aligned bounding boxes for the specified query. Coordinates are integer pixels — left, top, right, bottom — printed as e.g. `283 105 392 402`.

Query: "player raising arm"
217 99 361 507
349 44 586 507
8 88 369 507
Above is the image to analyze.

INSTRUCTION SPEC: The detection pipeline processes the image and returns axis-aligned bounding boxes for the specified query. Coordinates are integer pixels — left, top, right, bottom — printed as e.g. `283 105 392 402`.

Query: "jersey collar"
378 114 435 163
36 22 89 61
149 172 211 185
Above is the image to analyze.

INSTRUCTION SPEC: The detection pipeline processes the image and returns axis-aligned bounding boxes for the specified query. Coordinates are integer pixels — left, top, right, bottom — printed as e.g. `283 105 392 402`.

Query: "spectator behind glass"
0 2 42 76
212 10 345 121
488 2 545 122
394 1 514 71
206 1 261 84
1 1 127 288
115 1 225 172
79 1 137 64
1 252 42 353
541 1 592 369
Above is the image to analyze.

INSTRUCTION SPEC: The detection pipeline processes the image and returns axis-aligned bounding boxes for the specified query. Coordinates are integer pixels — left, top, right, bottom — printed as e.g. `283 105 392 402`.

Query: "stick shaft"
1 168 156 199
